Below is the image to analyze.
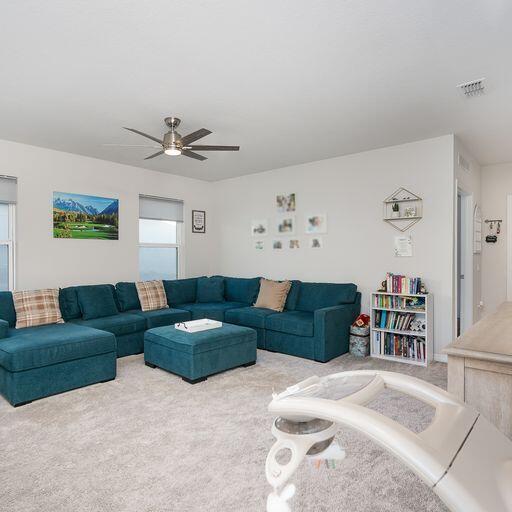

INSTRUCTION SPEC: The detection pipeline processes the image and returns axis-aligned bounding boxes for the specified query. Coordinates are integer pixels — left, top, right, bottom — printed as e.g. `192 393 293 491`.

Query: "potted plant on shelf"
391 202 400 218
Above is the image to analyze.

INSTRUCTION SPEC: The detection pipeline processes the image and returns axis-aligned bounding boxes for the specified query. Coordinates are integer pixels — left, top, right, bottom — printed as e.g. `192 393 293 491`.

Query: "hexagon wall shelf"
383 187 423 232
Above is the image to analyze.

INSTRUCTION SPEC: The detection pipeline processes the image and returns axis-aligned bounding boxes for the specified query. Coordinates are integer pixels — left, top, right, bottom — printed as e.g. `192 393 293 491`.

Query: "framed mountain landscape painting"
53 192 119 240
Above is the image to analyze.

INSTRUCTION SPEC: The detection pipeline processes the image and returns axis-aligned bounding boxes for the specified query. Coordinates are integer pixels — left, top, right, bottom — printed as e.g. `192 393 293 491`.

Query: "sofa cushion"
225 306 277 329
295 282 357 312
135 280 168 311
129 308 190 329
0 323 115 372
265 311 314 337
70 312 145 337
0 319 8 339
116 282 141 311
222 277 260 304
76 284 119 320
265 330 315 360
196 277 225 303
163 278 199 307
59 286 81 321
176 302 247 322
284 280 302 311
0 291 16 327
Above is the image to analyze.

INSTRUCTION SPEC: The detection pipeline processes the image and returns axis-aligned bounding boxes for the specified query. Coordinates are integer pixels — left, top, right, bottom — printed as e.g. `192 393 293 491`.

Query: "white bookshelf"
370 292 433 367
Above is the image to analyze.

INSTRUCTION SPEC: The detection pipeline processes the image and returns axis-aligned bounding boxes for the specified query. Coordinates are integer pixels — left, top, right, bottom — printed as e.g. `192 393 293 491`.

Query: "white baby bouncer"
265 371 512 512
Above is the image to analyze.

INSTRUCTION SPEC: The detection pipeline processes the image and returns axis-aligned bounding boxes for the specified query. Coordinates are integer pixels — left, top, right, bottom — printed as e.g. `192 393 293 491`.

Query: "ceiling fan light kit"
111 116 239 162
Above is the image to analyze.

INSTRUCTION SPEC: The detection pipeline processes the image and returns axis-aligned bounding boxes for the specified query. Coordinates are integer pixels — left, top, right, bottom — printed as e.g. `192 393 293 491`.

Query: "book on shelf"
373 294 426 311
373 331 426 362
385 272 422 294
374 310 417 331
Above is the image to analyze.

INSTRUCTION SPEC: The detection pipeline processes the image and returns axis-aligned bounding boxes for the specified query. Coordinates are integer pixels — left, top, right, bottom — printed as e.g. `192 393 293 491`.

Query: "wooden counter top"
444 302 512 364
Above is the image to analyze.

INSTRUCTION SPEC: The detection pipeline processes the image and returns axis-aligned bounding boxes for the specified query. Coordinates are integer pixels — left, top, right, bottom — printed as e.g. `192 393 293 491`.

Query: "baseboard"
434 353 447 363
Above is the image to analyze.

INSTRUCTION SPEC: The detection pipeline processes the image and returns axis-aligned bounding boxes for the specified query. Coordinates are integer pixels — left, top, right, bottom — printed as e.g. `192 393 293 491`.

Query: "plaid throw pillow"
13 288 64 329
135 280 169 312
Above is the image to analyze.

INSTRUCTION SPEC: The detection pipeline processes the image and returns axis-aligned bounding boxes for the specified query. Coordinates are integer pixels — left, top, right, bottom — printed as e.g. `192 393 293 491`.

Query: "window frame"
138 218 182 281
0 203 15 291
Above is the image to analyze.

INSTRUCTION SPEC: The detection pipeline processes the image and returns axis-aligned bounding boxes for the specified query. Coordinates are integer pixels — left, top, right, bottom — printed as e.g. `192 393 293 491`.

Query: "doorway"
456 189 474 336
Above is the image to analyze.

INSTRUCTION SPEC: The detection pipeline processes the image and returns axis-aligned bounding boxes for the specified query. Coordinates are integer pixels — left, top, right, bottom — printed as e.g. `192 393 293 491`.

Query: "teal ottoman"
144 323 257 383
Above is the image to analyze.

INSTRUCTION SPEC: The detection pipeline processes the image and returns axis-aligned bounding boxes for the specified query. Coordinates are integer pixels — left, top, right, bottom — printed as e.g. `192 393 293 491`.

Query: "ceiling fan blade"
144 150 165 160
187 145 239 151
180 128 212 146
123 127 163 144
102 144 161 148
181 149 207 161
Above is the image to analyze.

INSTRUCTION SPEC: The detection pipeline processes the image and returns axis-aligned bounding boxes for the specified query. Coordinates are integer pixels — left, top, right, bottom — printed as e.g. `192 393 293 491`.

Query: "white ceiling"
1 1 511 181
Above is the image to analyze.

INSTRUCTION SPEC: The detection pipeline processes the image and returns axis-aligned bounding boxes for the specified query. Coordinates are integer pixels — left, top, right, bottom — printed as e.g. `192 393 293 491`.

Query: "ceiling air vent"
457 78 485 97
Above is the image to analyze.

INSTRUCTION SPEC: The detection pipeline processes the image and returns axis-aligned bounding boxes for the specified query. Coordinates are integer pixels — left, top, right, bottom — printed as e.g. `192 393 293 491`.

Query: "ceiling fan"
105 117 239 161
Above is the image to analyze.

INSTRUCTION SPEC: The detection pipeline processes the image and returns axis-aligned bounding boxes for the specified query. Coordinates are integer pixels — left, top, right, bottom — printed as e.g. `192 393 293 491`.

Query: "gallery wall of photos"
251 193 327 251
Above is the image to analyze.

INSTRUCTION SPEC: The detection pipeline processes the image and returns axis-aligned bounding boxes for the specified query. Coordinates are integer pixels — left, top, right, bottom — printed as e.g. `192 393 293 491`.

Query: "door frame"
455 185 474 336
506 195 512 301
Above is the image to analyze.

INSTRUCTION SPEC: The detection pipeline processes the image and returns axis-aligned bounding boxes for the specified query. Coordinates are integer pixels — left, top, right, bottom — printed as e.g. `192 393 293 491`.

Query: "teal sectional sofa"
0 277 360 406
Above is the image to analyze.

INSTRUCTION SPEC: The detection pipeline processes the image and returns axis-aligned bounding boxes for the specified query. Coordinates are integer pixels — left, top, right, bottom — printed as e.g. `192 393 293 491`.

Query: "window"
139 195 183 281
0 176 16 291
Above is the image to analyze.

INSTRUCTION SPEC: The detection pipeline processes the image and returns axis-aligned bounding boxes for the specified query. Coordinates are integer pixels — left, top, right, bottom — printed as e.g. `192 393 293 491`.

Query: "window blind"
139 195 183 222
0 176 17 204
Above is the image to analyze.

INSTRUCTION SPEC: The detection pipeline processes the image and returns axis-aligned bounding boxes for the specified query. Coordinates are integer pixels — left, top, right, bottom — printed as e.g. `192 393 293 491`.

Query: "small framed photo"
309 237 323 249
305 214 327 234
251 219 268 237
276 193 296 213
273 240 283 250
192 210 206 233
289 239 300 249
254 240 264 250
276 216 295 235
404 207 417 218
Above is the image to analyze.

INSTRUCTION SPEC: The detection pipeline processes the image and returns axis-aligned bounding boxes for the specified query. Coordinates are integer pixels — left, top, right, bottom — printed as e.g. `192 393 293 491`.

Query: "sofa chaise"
0 277 360 406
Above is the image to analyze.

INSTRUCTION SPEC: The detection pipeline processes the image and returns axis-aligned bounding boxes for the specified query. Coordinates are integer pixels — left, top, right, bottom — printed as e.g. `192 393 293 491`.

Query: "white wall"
1 135 461 357
481 162 512 315
0 139 215 289
213 136 455 357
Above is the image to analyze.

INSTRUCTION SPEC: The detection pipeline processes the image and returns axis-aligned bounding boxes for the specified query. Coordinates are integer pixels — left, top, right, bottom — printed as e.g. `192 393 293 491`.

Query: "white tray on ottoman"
175 318 222 333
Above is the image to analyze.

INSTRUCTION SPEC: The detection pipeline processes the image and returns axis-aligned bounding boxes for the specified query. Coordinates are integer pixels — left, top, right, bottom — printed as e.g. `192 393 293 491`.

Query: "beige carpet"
0 351 449 512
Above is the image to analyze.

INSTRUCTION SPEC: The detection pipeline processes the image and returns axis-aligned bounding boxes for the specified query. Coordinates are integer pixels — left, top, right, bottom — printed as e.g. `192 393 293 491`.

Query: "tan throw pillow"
13 289 64 329
254 278 292 312
135 280 169 312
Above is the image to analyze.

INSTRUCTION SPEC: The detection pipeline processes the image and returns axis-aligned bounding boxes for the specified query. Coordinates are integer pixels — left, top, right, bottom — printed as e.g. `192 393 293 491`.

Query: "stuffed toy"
352 314 370 328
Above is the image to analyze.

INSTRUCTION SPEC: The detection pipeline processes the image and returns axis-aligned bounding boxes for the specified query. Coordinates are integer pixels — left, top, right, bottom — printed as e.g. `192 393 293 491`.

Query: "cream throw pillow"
254 278 291 312
13 288 64 329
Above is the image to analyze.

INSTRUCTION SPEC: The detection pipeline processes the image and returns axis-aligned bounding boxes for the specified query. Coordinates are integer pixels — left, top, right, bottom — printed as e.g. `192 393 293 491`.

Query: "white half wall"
0 139 215 289
481 162 512 315
213 135 455 357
